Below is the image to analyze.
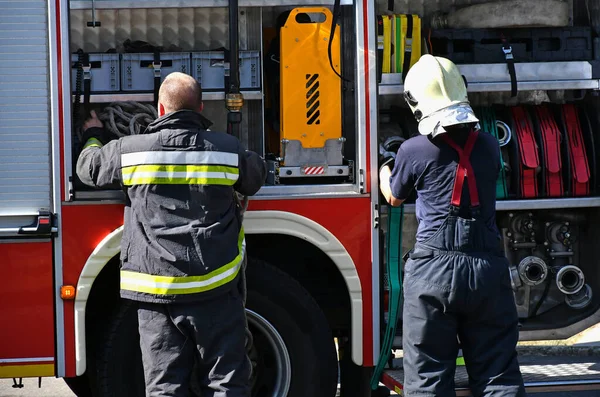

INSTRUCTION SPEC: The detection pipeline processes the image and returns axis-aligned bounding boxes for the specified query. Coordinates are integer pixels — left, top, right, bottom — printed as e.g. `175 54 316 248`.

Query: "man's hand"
379 164 404 207
83 110 103 130
81 110 110 148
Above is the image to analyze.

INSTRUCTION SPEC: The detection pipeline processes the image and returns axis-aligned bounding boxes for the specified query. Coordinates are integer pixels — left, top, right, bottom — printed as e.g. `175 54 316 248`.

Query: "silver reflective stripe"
126 171 239 180
121 151 238 167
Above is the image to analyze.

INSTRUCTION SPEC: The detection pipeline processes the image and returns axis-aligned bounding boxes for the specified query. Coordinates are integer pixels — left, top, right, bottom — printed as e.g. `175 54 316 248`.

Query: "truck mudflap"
381 348 600 395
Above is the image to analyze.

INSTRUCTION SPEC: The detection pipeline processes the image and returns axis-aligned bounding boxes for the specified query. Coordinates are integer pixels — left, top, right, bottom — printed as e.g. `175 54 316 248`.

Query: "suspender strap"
152 50 161 106
535 106 563 197
511 106 539 198
563 104 590 196
402 14 413 83
441 130 480 208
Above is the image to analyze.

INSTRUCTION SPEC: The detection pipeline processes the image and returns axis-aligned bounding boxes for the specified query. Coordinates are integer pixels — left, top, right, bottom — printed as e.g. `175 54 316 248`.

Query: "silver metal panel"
379 62 600 95
70 0 354 9
380 80 600 95
401 197 600 214
52 0 73 376
375 0 498 19
366 0 382 366
278 165 350 177
381 61 593 85
74 183 364 201
282 139 345 167
0 0 52 216
69 7 259 52
73 91 263 102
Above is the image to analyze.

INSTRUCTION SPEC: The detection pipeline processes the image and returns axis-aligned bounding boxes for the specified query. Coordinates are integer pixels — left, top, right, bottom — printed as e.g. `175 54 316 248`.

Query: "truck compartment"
67 4 359 199
376 0 600 343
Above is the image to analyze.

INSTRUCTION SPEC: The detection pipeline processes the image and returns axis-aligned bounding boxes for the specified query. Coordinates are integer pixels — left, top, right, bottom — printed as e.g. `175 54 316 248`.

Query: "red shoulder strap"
441 130 480 208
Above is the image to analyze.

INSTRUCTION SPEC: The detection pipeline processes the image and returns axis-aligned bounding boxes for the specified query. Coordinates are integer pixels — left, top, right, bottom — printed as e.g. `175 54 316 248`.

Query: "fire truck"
2 0 600 396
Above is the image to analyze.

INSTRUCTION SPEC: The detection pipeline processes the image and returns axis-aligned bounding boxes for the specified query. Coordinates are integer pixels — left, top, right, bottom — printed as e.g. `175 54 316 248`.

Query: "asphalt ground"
1 324 599 396
0 377 599 396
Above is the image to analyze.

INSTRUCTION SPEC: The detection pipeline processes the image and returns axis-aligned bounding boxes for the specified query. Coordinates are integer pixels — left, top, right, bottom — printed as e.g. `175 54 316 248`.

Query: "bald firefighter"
379 55 526 397
76 72 266 396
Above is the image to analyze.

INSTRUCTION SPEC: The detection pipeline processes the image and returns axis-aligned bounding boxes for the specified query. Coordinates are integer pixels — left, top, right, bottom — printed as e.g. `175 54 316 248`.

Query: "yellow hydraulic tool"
279 7 343 166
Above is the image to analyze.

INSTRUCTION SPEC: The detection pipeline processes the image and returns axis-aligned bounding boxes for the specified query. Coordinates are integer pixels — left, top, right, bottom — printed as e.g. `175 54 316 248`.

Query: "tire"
92 258 338 397
63 375 93 397
94 299 147 397
245 258 338 397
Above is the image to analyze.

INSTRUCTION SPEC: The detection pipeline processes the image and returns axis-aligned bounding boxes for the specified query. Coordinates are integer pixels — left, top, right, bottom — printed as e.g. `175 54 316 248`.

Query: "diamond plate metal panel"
376 0 500 24
385 354 600 390
0 0 51 214
69 8 258 52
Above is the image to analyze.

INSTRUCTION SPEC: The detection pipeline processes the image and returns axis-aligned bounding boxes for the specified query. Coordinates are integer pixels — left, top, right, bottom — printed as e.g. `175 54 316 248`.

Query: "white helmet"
403 54 479 137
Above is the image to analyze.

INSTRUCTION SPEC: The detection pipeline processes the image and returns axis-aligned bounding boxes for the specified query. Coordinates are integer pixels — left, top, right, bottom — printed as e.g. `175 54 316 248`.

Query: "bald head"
158 72 203 115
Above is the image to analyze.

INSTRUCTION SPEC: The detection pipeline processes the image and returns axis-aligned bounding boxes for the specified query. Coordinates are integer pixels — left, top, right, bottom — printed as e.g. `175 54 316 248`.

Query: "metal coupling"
556 265 585 295
225 92 244 112
508 265 522 290
565 284 593 310
517 256 548 287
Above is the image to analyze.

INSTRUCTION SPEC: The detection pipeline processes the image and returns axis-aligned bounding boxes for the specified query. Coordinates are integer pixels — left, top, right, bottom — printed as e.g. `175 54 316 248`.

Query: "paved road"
2 324 599 396
1 377 599 397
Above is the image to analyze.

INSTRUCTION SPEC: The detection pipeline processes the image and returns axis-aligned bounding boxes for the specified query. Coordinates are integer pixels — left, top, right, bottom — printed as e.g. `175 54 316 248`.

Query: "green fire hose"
371 204 404 390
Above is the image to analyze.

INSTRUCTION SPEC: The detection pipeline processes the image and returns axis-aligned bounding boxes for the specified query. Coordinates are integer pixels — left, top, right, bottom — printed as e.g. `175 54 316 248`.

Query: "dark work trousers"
138 287 251 397
401 130 526 397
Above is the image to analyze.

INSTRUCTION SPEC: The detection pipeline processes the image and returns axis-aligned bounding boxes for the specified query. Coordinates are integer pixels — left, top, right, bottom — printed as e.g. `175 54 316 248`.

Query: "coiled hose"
95 101 158 140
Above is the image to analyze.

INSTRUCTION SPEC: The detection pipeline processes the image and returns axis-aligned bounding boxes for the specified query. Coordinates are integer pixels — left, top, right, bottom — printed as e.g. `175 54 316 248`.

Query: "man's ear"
158 103 166 117
199 102 204 113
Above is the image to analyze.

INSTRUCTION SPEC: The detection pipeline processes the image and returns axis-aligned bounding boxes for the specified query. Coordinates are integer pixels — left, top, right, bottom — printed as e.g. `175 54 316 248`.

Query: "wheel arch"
73 210 363 376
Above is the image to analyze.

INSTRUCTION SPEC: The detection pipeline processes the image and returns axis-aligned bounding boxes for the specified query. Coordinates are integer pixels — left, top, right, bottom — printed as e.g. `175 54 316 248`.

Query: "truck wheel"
94 299 147 397
94 259 338 397
245 258 338 397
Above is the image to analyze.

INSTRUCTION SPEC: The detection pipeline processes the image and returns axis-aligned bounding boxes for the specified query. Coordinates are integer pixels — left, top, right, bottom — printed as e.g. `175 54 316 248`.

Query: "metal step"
382 354 600 395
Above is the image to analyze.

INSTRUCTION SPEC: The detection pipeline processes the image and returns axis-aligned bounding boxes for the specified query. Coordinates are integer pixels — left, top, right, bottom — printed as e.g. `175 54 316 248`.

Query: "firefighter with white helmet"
379 55 526 396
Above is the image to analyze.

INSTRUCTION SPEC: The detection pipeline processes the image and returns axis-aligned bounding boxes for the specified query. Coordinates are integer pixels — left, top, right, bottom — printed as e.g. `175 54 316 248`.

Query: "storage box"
430 27 593 64
71 53 120 92
191 51 261 90
121 52 191 92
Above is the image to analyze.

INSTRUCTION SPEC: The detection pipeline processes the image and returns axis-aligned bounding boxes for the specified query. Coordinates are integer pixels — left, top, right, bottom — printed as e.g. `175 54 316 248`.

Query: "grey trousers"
402 254 526 397
138 288 251 397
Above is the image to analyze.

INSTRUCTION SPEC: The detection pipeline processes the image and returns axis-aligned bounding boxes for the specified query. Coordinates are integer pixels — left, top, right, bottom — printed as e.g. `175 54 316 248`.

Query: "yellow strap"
120 228 245 295
382 16 392 74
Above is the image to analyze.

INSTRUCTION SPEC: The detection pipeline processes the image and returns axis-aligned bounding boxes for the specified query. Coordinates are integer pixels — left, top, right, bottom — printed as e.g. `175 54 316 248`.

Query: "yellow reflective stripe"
121 164 239 186
0 364 54 378
83 137 103 149
120 228 245 295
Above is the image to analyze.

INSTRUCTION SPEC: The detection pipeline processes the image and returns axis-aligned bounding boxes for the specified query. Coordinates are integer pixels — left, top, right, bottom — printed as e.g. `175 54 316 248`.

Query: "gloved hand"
81 110 110 147
379 136 405 172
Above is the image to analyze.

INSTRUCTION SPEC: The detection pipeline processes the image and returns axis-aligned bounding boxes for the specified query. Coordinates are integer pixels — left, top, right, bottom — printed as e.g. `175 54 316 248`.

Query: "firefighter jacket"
76 110 267 303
